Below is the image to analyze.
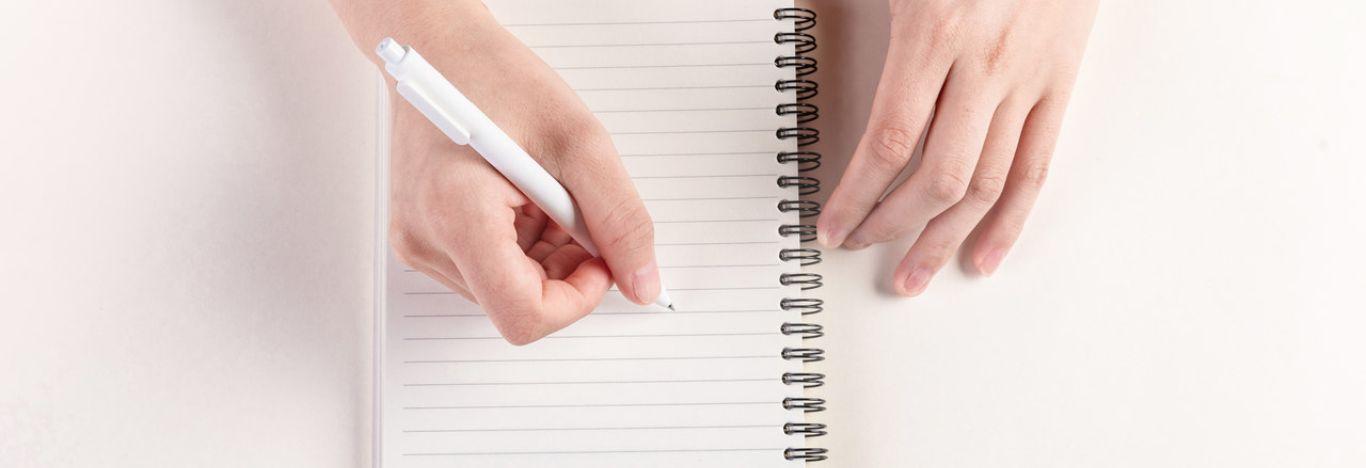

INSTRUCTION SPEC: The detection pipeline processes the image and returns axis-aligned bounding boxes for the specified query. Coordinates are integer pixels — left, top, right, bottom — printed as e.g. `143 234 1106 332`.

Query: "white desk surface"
2 0 1363 466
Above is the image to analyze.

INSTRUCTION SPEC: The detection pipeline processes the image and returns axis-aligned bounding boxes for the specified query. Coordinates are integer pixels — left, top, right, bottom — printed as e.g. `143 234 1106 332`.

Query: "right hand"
332 0 661 344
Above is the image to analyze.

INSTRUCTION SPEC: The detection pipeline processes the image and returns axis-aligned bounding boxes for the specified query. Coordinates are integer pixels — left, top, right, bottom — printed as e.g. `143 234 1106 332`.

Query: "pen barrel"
382 43 600 257
470 133 600 257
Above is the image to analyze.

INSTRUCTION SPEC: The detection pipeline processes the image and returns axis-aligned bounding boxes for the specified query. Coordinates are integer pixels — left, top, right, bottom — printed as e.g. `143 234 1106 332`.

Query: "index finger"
817 32 950 248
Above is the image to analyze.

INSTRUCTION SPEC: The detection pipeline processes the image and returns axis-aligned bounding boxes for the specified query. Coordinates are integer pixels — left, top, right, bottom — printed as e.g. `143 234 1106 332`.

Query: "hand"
332 1 661 344
818 0 1098 296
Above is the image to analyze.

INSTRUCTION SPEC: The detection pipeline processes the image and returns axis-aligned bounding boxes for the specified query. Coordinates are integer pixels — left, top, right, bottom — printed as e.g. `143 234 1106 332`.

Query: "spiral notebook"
375 1 826 466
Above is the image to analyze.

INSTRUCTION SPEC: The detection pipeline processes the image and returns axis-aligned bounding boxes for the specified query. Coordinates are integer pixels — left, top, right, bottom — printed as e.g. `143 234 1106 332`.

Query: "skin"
329 0 1098 344
817 0 1099 296
331 0 662 345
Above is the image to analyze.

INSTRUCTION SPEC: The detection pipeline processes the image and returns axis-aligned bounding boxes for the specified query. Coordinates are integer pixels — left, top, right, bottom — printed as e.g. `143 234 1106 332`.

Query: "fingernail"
978 248 1006 276
817 224 847 249
630 261 661 305
900 266 933 297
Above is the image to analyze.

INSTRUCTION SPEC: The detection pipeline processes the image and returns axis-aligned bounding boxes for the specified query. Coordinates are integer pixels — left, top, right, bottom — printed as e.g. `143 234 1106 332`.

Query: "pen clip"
396 81 472 145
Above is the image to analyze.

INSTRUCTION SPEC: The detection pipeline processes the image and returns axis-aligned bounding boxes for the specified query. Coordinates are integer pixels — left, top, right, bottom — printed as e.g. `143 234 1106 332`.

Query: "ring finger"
893 97 1032 296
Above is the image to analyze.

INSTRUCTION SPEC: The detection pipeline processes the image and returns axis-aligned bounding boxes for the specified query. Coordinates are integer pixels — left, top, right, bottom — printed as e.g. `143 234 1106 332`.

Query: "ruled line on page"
655 240 780 247
593 106 771 113
502 18 774 27
576 84 776 92
660 263 780 269
652 286 781 291
404 424 778 433
554 63 771 70
403 332 782 341
403 401 774 410
404 355 775 364
403 447 786 457
618 150 775 157
403 377 776 387
610 129 776 135
630 173 776 179
589 309 784 315
402 309 782 318
403 286 781 296
651 219 779 224
641 195 779 202
531 40 772 49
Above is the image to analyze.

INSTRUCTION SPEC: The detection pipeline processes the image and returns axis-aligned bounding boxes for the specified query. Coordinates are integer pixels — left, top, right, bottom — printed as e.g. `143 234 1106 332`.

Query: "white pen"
376 38 674 310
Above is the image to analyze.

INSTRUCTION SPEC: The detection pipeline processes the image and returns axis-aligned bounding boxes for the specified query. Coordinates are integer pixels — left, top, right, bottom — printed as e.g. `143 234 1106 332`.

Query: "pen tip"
666 304 675 311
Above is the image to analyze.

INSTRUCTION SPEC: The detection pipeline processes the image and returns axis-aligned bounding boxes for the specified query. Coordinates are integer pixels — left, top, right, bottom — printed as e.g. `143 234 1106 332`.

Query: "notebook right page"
378 1 825 467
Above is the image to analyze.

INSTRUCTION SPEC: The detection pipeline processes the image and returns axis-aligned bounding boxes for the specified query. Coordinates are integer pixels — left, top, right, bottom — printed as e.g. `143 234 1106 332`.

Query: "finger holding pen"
333 0 670 344
379 37 673 310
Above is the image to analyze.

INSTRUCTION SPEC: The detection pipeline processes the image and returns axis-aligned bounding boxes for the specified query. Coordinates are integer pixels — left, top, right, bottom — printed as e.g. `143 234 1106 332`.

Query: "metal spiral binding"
780 273 823 290
779 224 818 243
781 323 825 339
780 248 822 266
784 397 827 412
777 103 819 123
778 151 821 171
778 176 821 195
778 199 821 217
783 347 826 362
775 6 828 464
781 297 824 315
786 448 830 463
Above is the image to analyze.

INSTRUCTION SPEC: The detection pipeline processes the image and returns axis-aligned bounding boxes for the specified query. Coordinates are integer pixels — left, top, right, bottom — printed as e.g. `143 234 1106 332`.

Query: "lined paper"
379 1 810 466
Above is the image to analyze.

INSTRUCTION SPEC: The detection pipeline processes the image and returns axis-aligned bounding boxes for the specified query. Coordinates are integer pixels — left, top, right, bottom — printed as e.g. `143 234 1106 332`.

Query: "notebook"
375 1 826 466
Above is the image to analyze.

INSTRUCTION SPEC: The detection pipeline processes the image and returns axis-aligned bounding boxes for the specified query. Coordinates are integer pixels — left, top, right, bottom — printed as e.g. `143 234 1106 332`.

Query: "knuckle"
544 257 574 280
923 167 971 204
925 236 959 258
987 213 1030 245
1001 216 1028 238
545 116 614 167
965 174 1007 204
981 21 1019 77
1021 160 1052 188
490 307 545 346
864 125 918 172
864 227 898 245
925 8 964 45
858 220 902 245
913 238 957 267
890 2 963 46
499 324 542 346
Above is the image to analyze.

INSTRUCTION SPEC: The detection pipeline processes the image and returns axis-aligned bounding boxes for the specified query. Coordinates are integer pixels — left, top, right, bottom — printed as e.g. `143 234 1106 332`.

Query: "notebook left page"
376 1 811 467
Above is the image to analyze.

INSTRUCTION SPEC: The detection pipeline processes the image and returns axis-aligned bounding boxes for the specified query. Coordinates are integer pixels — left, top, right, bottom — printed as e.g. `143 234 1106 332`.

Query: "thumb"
557 135 661 306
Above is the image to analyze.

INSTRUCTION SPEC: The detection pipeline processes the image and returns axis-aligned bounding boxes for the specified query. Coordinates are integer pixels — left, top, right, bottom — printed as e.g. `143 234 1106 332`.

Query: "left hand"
818 0 1099 296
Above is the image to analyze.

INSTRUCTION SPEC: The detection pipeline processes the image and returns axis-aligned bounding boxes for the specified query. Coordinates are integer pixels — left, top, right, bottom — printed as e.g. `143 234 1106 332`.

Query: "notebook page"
379 1 808 466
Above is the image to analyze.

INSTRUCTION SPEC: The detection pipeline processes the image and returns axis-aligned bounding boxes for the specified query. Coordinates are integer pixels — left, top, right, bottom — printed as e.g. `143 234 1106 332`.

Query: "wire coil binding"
774 6 827 463
783 397 827 412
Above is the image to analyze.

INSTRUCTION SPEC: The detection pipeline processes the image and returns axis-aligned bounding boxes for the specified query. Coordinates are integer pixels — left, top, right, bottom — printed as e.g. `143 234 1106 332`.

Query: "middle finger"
844 71 1002 249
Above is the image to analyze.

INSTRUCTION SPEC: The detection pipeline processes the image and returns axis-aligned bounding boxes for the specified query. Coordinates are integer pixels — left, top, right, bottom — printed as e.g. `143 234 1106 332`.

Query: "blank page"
377 1 811 466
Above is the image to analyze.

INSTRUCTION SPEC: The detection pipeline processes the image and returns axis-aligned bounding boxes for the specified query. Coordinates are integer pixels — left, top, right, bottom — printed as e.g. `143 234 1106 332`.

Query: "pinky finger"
970 95 1070 275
